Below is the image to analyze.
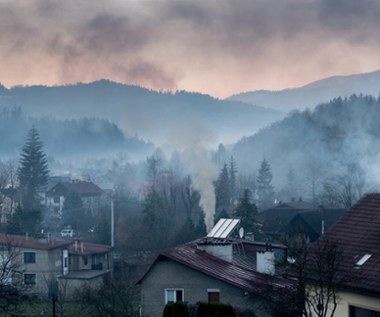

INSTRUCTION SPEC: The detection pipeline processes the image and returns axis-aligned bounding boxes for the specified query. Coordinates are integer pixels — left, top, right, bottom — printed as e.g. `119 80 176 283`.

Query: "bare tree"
319 163 366 209
303 238 350 317
77 279 138 317
0 235 24 315
0 160 19 221
280 236 352 317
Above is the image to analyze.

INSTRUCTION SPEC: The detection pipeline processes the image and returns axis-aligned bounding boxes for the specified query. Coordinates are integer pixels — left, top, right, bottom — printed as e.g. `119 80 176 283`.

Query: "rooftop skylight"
356 254 372 266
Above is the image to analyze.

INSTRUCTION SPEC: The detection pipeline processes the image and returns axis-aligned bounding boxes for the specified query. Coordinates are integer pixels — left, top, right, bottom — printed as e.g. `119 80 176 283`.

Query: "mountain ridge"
227 69 380 112
0 79 284 146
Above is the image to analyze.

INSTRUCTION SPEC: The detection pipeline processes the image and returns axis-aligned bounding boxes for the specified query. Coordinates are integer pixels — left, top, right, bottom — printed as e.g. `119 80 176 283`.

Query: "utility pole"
52 293 57 317
111 197 114 247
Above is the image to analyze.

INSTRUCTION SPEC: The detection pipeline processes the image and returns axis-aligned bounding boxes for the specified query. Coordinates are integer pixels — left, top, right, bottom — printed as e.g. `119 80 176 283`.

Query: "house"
287 208 346 242
58 240 113 299
0 233 113 299
258 200 314 240
0 233 72 297
138 219 294 317
304 193 380 316
45 180 103 215
0 187 19 224
259 201 346 242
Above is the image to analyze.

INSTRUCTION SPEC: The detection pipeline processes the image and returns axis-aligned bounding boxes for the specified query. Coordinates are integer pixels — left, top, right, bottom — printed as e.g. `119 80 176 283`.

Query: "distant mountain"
231 94 380 192
227 69 380 112
0 80 284 146
0 106 154 160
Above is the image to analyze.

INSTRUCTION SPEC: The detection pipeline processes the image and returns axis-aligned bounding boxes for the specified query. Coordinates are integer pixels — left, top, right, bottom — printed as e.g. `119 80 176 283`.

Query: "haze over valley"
2 1 380 316
1 71 380 217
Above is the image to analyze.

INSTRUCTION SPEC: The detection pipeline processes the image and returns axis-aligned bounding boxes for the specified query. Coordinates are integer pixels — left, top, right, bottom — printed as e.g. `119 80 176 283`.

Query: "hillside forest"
1 92 380 254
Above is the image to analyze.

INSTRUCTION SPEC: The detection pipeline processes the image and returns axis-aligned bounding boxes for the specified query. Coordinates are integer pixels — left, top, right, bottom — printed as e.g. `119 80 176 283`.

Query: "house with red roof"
0 233 72 297
304 193 380 316
45 179 103 216
0 233 112 299
137 219 295 317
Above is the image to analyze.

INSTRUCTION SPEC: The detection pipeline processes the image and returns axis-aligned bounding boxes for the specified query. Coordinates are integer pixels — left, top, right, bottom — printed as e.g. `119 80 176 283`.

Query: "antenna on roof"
238 227 244 239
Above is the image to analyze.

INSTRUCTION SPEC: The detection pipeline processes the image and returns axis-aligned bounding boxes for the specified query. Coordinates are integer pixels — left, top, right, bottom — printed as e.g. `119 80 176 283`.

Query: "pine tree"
233 189 258 235
17 127 49 208
7 205 42 235
214 163 231 215
256 159 275 210
213 143 228 167
229 156 238 202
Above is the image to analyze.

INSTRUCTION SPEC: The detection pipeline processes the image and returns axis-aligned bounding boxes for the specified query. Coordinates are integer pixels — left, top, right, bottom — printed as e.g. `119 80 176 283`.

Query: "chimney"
197 241 233 263
256 244 275 275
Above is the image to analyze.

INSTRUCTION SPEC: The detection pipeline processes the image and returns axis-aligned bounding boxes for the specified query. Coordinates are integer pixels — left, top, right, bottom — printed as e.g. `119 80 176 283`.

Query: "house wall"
20 247 64 297
305 289 380 317
82 196 101 215
332 291 380 317
140 260 270 317
70 251 110 271
0 196 18 223
58 275 105 300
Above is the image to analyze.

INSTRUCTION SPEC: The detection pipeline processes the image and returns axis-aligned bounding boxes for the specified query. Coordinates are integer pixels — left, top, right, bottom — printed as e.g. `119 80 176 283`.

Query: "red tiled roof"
68 240 113 256
48 181 103 197
141 241 295 296
0 233 72 250
305 193 380 296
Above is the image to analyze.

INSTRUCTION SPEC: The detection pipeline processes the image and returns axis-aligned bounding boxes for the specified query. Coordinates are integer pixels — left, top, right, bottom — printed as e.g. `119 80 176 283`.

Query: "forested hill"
227 69 380 112
231 94 380 189
0 106 153 160
0 80 284 145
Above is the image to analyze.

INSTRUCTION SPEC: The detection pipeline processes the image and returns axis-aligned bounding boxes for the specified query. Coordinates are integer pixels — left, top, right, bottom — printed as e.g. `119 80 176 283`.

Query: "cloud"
0 0 380 97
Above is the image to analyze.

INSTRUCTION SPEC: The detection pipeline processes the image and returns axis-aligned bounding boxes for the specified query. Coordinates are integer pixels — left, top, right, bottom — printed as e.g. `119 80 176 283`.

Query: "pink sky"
1 0 380 98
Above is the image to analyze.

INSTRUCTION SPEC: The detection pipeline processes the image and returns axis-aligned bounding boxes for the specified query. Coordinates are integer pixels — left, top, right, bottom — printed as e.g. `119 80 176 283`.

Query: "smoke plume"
165 120 218 232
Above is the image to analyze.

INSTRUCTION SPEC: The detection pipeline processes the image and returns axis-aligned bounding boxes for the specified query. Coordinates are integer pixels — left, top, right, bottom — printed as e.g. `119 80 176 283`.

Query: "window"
24 273 36 285
207 289 220 303
53 196 60 203
64 257 68 268
165 289 184 304
350 305 380 317
83 256 88 265
24 252 36 263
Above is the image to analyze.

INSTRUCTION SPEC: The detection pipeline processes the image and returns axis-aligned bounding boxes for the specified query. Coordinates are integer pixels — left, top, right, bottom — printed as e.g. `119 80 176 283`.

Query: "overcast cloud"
1 0 380 98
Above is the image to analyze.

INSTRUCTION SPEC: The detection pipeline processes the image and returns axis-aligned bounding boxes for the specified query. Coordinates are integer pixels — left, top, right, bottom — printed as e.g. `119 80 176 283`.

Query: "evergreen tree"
195 212 207 237
229 156 238 202
214 163 231 215
256 159 275 210
17 127 49 208
213 143 228 167
62 190 85 231
7 205 41 235
214 208 229 225
233 189 258 235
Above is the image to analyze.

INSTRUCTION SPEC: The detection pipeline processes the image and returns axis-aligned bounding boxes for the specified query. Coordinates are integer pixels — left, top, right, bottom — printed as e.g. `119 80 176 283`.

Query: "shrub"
196 302 235 317
163 302 190 317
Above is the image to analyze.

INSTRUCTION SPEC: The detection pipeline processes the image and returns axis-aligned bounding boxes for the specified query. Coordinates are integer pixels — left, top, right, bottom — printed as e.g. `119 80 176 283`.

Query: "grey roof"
59 269 111 280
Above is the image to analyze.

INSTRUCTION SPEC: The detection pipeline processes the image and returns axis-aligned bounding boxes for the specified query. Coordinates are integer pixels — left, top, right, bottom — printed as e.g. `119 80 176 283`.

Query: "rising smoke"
165 119 218 232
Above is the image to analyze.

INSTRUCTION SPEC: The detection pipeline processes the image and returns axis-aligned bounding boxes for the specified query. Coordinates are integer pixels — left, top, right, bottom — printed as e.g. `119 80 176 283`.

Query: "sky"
1 0 380 99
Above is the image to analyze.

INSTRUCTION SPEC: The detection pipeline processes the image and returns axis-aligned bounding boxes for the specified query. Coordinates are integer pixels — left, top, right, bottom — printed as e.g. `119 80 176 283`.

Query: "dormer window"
355 254 372 266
